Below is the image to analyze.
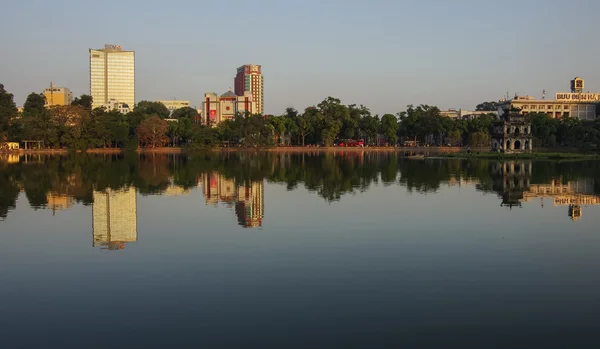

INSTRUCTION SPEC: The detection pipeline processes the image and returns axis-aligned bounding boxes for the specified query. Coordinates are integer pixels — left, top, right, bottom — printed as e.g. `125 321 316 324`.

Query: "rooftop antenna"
542 89 546 100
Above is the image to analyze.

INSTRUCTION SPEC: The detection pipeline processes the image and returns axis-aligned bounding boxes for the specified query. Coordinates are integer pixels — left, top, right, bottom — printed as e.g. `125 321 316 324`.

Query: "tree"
380 114 399 145
171 107 199 120
72 94 93 111
317 97 346 146
23 93 46 117
0 84 17 140
49 105 88 148
269 115 287 145
359 114 380 146
135 101 170 119
191 125 219 148
468 131 490 147
297 108 318 146
138 115 169 148
476 101 499 111
447 130 462 146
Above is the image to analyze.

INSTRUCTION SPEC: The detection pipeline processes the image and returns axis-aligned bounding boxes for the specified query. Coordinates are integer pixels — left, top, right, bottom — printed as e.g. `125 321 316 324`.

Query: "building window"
564 105 569 110
530 105 537 110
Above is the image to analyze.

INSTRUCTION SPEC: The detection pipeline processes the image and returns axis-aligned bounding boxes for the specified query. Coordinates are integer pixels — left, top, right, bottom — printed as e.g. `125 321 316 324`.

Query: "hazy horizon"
2 0 599 115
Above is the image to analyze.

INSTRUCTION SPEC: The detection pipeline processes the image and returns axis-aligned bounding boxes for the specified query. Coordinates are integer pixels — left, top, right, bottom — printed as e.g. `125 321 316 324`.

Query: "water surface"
1 152 600 348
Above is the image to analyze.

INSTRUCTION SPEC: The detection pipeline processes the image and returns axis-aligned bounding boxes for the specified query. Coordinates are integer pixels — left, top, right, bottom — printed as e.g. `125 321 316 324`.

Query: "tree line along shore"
1 85 599 152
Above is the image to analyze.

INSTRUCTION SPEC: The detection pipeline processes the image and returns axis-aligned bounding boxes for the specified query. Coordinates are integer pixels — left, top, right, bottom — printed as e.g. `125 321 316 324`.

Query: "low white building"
101 99 131 114
440 109 498 120
156 100 192 116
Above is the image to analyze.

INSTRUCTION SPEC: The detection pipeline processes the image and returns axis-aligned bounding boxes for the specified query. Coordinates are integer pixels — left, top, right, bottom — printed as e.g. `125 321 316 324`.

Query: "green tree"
71 94 93 111
0 84 17 141
476 101 499 111
447 129 462 146
269 115 287 145
468 131 490 147
192 125 219 148
297 108 317 146
359 114 380 146
171 107 199 120
317 97 346 146
380 114 399 146
135 101 170 119
23 92 46 117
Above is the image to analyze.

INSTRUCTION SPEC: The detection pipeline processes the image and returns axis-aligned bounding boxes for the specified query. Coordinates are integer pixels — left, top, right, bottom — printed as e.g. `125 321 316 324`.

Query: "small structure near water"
491 108 533 153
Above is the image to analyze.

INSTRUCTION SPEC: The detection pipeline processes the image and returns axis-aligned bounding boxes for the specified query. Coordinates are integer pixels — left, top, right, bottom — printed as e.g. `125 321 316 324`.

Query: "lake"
1 151 600 348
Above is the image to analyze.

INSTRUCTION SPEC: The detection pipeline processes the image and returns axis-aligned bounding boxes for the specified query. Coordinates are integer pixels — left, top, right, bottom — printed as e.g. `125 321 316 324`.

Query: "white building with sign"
498 77 599 120
89 44 135 110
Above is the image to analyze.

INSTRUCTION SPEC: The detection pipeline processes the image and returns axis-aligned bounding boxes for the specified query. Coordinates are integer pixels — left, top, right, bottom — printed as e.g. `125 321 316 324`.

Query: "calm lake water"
1 152 600 348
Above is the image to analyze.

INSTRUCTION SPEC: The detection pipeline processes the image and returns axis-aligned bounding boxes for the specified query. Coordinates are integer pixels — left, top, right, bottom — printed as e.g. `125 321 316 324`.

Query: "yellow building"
498 77 599 120
43 86 73 106
157 100 191 116
90 44 135 110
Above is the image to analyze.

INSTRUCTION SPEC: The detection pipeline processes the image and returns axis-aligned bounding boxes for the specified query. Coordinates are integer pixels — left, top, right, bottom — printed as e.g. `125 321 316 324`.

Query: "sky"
1 0 599 115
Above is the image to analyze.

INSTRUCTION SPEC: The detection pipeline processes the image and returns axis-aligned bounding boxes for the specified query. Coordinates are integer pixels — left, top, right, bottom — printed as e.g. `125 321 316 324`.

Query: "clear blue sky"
1 0 599 115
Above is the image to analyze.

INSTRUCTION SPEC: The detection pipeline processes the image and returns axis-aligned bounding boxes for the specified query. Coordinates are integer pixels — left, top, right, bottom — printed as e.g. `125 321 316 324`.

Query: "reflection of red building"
202 173 264 228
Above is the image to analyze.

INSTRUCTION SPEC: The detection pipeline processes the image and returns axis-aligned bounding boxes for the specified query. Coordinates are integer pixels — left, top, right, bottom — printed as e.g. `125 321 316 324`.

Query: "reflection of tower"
569 204 582 221
235 181 264 228
92 187 137 250
491 161 532 209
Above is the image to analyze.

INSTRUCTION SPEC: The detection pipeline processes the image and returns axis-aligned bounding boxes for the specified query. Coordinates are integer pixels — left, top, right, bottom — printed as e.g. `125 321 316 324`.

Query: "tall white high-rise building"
89 44 135 110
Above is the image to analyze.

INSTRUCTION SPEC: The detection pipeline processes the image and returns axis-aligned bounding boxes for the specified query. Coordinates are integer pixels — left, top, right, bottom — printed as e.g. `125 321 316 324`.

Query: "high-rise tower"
234 64 263 115
89 44 135 110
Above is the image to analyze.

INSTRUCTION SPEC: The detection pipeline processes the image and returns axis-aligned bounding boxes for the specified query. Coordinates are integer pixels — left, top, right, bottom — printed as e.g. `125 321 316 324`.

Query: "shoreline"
2 146 466 155
1 147 596 159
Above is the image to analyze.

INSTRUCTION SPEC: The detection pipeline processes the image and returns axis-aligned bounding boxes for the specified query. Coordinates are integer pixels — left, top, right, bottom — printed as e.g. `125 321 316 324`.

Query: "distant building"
156 100 191 116
235 64 263 114
92 187 137 250
89 44 135 110
101 99 131 114
202 90 256 125
43 85 73 106
440 109 498 120
497 77 598 120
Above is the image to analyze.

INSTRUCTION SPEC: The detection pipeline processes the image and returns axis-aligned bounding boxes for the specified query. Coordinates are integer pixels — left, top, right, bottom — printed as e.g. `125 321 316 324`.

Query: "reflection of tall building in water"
236 181 264 228
202 172 264 228
92 187 137 250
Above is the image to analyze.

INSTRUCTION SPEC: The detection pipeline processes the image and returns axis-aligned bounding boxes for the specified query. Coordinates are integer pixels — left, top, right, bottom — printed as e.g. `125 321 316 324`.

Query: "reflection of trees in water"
0 152 599 218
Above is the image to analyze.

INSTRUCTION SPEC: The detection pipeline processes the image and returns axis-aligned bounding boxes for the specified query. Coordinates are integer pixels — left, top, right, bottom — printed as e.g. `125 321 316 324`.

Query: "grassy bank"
436 152 600 160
